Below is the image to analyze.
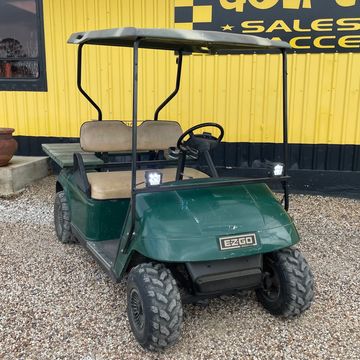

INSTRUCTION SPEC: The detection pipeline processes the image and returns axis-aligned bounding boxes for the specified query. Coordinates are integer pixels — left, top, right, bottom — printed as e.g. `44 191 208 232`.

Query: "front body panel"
114 181 299 277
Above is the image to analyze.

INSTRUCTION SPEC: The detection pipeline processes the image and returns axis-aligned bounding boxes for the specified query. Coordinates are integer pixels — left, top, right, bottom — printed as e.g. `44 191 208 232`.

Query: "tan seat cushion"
87 168 208 200
80 120 183 152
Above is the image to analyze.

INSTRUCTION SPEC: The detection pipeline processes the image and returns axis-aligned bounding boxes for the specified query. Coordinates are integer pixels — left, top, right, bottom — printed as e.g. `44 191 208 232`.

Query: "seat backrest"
80 120 182 152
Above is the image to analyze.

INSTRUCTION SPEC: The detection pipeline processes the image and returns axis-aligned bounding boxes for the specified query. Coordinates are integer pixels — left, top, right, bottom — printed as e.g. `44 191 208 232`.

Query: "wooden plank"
42 143 103 168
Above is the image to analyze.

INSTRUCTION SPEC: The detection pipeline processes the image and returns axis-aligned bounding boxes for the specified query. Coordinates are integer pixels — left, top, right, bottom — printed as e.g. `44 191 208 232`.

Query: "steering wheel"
177 122 224 155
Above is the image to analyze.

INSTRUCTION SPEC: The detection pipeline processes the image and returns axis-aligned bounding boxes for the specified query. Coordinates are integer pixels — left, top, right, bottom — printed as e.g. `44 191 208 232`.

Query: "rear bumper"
186 255 262 295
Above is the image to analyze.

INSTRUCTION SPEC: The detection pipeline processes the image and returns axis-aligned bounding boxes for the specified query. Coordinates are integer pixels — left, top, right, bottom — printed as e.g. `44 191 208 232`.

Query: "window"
0 0 47 91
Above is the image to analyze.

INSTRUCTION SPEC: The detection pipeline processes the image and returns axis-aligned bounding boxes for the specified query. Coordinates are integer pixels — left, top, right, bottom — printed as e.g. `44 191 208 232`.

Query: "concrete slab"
0 156 49 195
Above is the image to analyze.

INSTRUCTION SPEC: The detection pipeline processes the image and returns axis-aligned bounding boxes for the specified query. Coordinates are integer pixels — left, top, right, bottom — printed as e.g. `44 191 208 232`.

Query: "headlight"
145 171 163 187
272 163 284 177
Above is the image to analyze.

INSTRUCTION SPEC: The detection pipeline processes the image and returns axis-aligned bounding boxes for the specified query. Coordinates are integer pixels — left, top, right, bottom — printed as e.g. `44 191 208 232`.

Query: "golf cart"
54 28 314 351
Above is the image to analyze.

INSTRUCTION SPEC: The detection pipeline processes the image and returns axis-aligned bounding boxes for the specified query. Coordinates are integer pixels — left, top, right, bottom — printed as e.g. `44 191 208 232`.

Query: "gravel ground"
0 175 359 360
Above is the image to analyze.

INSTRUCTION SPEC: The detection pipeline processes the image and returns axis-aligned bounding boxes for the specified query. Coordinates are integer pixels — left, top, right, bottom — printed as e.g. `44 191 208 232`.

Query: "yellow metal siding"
0 0 359 145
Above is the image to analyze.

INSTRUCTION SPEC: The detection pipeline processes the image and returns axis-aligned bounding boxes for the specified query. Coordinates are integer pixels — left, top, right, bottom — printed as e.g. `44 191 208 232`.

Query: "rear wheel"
54 191 76 243
127 263 183 351
256 247 314 318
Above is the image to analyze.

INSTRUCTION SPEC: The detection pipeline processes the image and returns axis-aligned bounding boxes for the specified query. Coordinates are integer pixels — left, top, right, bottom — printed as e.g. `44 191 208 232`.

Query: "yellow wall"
0 0 360 145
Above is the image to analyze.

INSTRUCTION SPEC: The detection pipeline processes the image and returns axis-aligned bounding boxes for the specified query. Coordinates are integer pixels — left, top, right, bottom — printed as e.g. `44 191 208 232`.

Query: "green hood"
130 182 299 262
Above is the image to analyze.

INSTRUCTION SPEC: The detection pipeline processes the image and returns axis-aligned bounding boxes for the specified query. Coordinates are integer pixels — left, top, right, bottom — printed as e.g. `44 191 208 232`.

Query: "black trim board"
210 142 360 172
14 136 360 197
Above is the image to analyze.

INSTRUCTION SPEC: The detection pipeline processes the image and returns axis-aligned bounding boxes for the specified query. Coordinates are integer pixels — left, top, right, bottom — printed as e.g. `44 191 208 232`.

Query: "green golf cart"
53 28 314 351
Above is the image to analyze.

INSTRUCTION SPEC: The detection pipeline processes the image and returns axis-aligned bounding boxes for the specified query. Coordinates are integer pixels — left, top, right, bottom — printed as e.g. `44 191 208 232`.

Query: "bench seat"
87 167 208 200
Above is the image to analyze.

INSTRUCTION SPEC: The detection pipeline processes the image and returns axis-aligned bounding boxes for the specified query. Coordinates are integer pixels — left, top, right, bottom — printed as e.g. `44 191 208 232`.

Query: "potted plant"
0 128 18 166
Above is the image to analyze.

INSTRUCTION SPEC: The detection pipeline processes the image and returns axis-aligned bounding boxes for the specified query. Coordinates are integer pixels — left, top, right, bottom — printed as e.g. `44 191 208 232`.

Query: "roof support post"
77 44 103 121
154 51 183 120
281 49 289 211
127 39 140 250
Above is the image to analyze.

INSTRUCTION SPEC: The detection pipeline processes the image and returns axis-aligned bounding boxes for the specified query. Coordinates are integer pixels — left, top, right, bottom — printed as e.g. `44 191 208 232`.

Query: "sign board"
174 0 360 53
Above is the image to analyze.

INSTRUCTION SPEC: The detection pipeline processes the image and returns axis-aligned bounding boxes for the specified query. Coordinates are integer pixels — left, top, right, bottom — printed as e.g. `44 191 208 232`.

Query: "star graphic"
221 24 234 31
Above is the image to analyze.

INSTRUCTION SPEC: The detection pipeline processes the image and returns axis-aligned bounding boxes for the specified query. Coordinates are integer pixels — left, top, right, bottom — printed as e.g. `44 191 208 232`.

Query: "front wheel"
256 247 314 318
127 263 183 351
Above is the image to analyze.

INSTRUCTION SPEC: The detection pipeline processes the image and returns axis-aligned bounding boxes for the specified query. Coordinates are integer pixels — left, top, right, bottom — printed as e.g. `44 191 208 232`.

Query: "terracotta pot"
0 128 18 166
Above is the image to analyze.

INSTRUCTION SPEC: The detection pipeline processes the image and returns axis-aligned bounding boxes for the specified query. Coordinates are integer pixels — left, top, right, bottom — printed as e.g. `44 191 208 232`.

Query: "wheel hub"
262 271 280 300
130 288 145 331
